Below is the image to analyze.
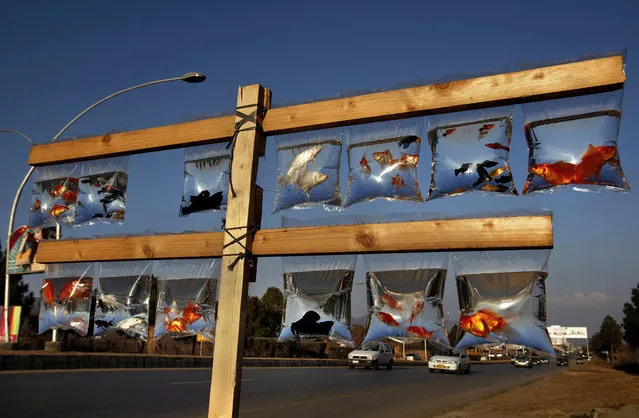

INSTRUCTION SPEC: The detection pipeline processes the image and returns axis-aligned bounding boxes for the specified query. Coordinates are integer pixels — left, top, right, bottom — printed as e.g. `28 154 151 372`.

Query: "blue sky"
1 0 638 336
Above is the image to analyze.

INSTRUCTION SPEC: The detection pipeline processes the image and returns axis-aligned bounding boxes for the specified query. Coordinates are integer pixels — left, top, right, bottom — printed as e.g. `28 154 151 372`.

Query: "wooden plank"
35 215 553 263
208 84 270 418
28 56 624 166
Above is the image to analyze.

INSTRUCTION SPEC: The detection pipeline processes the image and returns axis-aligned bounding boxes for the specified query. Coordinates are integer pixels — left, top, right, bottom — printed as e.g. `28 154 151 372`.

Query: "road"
0 364 562 418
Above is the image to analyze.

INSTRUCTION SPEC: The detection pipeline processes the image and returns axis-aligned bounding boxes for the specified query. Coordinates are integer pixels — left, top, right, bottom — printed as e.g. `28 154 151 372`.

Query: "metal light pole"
1 72 206 349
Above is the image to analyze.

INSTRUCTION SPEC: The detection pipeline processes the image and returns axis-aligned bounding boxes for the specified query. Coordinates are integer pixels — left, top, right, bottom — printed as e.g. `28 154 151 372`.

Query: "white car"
348 341 394 370
428 349 471 374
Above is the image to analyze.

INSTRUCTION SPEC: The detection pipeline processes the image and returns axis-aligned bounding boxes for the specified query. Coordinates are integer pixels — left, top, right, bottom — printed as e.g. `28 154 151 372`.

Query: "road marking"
170 378 255 385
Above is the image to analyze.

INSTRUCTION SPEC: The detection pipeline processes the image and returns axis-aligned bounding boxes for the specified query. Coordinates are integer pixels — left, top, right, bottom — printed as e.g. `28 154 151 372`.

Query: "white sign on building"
565 327 588 339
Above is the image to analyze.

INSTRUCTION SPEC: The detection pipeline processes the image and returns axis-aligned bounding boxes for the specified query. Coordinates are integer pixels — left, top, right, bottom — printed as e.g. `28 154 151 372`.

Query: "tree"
261 287 284 313
622 283 639 350
597 315 623 356
0 251 35 321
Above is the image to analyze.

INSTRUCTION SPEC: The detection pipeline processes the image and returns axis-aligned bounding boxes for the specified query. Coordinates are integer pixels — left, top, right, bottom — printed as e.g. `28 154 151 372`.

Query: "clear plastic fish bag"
522 89 629 194
29 162 80 227
153 259 220 341
75 157 130 226
361 253 449 346
278 255 356 347
451 250 554 354
39 263 94 336
427 108 517 200
344 118 424 207
94 261 152 341
180 143 231 216
273 129 343 213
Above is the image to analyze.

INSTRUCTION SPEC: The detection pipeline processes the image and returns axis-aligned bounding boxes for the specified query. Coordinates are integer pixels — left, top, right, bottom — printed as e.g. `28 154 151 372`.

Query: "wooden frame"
25 54 626 418
28 55 624 166
35 215 553 263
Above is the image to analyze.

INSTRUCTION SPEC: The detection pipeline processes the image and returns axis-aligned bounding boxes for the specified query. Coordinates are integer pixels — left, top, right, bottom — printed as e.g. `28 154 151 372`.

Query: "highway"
0 363 562 418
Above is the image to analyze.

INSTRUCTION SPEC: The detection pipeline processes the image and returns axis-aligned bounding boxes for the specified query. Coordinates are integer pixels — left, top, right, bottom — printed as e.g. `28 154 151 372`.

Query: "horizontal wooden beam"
35 215 553 263
28 56 624 166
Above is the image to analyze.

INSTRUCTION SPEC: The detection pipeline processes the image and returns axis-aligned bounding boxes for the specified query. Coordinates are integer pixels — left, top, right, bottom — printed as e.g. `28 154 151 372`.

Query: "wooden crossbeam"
35 215 553 263
28 55 624 166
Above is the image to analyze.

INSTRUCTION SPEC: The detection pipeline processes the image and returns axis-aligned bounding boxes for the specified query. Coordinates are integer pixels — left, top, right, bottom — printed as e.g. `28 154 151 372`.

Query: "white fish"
99 294 120 312
279 145 322 186
295 171 328 199
69 317 88 336
116 316 148 341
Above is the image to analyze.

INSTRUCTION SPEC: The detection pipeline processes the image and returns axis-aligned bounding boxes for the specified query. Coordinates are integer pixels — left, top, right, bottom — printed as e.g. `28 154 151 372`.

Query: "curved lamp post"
2 72 206 345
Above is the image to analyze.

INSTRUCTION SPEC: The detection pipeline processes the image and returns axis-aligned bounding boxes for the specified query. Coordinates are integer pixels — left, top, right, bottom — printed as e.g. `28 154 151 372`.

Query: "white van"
347 341 394 370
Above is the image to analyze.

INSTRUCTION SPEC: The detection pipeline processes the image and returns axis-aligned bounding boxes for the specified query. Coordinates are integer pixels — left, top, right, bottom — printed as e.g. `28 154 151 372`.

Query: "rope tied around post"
222 224 259 271
226 104 268 198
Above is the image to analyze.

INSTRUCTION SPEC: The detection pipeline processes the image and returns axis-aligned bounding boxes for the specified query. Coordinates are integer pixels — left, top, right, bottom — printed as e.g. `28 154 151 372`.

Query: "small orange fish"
381 293 402 311
530 161 576 186
481 184 508 192
398 154 419 168
409 300 424 325
41 279 55 306
58 279 92 302
488 166 508 178
49 204 69 218
406 325 432 339
112 210 125 221
574 144 617 182
360 156 371 175
459 309 507 339
372 149 395 167
182 301 202 324
391 174 405 188
167 317 189 333
442 128 456 137
479 124 495 132
32 199 42 212
61 190 78 203
50 183 67 199
376 311 400 327
485 143 510 152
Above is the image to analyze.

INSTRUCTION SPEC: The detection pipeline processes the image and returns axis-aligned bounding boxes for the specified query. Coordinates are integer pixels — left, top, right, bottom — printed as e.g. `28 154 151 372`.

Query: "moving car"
576 357 585 364
557 355 569 367
347 341 394 370
513 356 533 369
428 349 471 374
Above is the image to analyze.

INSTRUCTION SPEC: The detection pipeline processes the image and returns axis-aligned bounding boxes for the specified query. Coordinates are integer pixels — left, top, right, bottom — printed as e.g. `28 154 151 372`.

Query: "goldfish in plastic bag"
574 144 617 182
41 279 55 306
183 301 202 325
530 161 576 186
381 293 402 311
442 128 456 137
376 311 400 327
409 300 424 325
485 143 510 152
398 154 419 169
167 317 189 333
391 174 405 188
406 325 432 339
58 279 92 302
372 150 395 168
459 309 508 339
360 156 371 175
49 204 69 218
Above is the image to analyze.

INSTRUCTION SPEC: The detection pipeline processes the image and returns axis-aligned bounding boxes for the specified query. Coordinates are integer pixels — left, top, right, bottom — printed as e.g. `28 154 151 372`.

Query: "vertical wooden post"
208 84 270 418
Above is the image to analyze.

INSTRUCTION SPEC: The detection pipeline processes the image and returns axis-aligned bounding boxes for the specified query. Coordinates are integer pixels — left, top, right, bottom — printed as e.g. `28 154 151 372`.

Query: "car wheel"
465 365 471 375
386 360 393 370
373 361 379 371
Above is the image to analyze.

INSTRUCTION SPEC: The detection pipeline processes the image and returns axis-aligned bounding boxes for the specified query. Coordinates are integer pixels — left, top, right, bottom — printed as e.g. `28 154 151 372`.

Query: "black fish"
473 165 492 187
181 190 224 216
479 160 499 169
291 310 334 336
397 135 420 149
454 163 473 176
494 174 513 184
95 319 114 329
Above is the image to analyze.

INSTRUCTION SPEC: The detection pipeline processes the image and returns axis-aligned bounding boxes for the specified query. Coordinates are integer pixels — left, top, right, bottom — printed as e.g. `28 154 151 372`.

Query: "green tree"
244 296 263 338
622 283 639 350
597 315 623 355
261 287 284 313
0 251 35 321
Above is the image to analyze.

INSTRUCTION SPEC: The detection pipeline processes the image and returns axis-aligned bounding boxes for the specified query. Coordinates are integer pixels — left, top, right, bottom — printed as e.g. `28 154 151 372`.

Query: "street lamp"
1 72 207 347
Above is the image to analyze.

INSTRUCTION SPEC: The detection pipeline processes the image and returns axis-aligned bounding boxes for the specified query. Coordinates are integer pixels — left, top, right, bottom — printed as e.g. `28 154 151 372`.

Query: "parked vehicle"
428 349 471 374
405 353 422 361
513 356 533 369
347 341 394 370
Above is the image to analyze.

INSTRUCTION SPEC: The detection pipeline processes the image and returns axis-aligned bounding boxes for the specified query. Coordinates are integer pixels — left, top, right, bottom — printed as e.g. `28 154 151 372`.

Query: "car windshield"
361 342 379 351
435 349 456 357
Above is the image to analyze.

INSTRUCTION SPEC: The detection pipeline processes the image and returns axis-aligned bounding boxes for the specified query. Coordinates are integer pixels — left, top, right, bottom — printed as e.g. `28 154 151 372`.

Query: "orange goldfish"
61 190 78 203
32 199 42 212
49 204 69 218
182 301 202 324
481 184 508 192
372 149 395 167
58 279 92 302
50 183 68 199
381 293 402 311
112 210 125 221
459 309 507 339
530 161 576 186
41 279 55 306
479 123 495 132
398 154 419 168
442 128 456 137
406 325 432 339
409 300 424 325
488 166 509 178
376 311 400 327
167 317 189 333
574 144 617 182
391 174 405 188
360 156 371 175
485 143 510 152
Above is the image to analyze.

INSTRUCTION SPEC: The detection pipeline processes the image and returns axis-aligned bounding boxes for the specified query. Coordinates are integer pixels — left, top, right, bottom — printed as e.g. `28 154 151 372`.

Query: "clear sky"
1 0 638 336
